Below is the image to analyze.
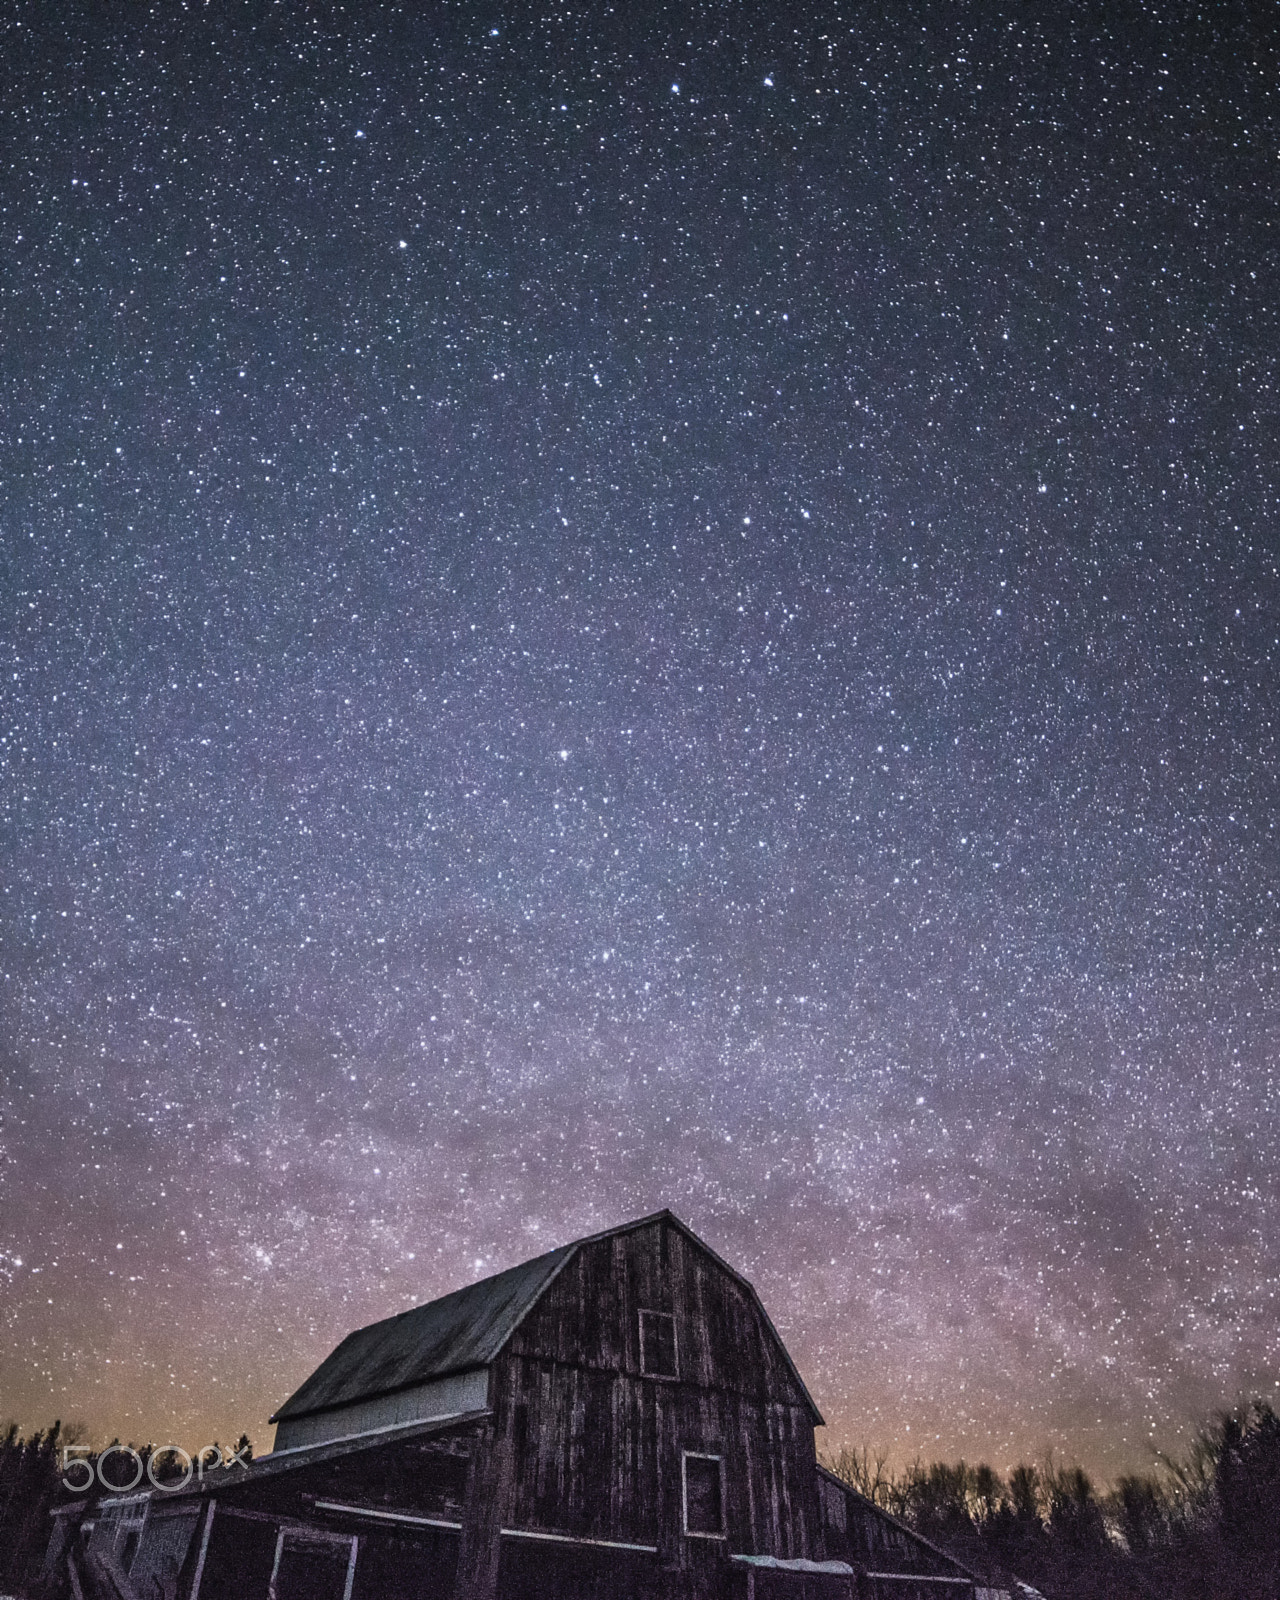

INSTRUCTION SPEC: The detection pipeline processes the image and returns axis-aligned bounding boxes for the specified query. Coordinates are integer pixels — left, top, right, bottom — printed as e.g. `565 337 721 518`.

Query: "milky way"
2 2 1277 1479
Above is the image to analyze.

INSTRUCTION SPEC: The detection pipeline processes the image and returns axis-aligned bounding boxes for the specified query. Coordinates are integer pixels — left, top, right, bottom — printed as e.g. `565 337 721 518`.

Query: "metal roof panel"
271 1244 573 1421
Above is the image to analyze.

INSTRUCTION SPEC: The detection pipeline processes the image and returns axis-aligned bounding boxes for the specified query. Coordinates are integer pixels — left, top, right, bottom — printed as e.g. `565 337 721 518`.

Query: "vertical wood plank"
455 1418 511 1600
187 1499 216 1600
494 1215 824 1585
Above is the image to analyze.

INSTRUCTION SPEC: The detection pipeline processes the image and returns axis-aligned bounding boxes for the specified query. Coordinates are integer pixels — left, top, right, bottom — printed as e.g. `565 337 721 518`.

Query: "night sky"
2 1 1278 1481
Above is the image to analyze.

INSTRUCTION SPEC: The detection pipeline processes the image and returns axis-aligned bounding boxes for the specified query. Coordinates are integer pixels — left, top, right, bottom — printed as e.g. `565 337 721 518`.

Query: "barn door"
268 1529 358 1600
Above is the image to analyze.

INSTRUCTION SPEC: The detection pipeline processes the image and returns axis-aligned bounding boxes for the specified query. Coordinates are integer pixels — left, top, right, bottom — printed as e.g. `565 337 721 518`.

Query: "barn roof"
270 1243 573 1421
271 1209 822 1425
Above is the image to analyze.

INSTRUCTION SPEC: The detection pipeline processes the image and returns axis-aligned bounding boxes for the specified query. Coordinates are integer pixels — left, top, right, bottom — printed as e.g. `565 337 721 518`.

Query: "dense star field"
1 2 1277 1480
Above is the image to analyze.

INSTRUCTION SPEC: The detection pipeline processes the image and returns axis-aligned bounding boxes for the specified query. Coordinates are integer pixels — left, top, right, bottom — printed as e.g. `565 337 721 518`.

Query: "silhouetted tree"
825 1443 893 1505
1114 1470 1168 1555
825 1401 1280 1600
0 1420 64 1594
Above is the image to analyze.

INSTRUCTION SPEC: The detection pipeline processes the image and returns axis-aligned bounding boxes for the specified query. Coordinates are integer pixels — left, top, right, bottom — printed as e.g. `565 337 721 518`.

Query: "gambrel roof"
270 1242 572 1422
271 1209 822 1424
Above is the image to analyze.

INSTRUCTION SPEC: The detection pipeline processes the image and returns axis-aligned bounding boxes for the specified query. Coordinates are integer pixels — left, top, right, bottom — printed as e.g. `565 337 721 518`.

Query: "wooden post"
455 1422 510 1600
188 1500 216 1600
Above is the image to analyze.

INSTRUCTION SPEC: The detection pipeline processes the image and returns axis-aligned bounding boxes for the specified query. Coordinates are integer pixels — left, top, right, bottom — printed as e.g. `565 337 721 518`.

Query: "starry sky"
2 1 1278 1481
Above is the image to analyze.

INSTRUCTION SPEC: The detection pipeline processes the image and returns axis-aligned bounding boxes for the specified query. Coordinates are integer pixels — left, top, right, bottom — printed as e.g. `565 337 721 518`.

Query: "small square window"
683 1453 724 1537
639 1309 677 1378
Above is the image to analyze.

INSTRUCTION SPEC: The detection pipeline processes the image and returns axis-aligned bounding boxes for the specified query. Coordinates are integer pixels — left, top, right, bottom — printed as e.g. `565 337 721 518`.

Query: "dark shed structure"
48 1210 996 1600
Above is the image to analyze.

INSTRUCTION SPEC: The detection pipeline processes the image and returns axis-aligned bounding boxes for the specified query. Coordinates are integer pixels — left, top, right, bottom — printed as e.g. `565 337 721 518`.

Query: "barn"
46 1210 997 1600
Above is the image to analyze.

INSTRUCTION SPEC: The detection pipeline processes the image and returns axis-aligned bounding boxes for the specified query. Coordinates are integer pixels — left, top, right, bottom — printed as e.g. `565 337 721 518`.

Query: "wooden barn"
45 1210 997 1600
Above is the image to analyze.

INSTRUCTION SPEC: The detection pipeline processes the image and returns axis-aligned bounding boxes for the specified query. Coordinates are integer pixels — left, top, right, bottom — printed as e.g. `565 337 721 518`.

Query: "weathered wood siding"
509 1220 812 1409
496 1538 664 1600
816 1470 976 1592
493 1217 821 1573
349 1525 460 1600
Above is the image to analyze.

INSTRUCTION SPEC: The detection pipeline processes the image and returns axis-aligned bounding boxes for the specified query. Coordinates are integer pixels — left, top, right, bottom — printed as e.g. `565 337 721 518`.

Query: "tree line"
826 1399 1280 1599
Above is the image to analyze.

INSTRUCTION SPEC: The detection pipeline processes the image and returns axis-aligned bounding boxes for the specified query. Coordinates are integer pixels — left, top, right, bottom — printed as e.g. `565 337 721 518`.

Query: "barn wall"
489 1355 819 1557
816 1471 976 1588
493 1218 821 1571
347 1523 460 1600
128 1502 202 1596
496 1537 664 1600
510 1220 813 1411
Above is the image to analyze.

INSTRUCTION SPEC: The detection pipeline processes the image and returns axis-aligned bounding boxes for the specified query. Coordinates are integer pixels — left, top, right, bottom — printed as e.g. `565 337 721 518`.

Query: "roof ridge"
483 1208 823 1424
271 1209 822 1428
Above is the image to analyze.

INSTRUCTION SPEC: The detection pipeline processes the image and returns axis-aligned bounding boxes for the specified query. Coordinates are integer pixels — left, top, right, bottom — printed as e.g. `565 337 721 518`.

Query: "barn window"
270 1529 358 1600
683 1452 725 1537
639 1309 677 1377
111 1504 147 1574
